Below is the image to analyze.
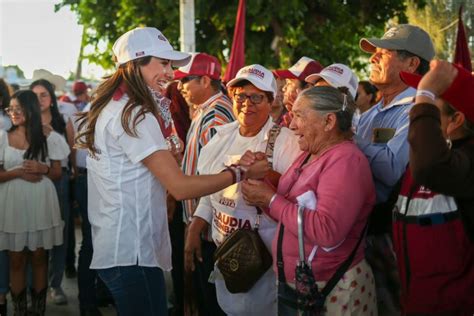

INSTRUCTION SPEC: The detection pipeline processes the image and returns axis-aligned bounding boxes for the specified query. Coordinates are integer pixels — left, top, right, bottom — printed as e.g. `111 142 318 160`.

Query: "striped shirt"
182 91 234 223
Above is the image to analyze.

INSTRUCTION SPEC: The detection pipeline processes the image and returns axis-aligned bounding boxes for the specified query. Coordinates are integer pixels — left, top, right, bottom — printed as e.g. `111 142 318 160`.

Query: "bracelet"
416 89 436 101
223 164 246 184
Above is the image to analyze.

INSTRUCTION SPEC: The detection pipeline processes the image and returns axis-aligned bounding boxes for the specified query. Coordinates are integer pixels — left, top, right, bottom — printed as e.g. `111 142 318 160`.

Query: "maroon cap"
72 81 88 95
273 57 323 81
400 63 474 123
174 53 221 80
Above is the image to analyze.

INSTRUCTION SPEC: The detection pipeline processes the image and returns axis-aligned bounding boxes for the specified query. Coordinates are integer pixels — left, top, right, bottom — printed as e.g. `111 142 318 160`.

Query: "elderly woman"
242 86 377 315
395 60 474 315
184 64 301 315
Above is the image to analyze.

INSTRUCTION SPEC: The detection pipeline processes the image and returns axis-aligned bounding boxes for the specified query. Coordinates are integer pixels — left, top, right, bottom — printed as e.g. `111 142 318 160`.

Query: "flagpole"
179 0 195 53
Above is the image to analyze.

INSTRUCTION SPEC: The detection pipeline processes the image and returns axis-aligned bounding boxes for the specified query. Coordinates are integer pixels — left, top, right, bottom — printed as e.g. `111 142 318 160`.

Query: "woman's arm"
66 118 77 177
47 160 62 181
0 165 23 182
142 150 266 201
409 61 474 197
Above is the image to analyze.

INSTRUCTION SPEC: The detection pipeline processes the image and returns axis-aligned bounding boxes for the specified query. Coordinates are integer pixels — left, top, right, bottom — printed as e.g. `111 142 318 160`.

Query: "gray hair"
298 86 356 132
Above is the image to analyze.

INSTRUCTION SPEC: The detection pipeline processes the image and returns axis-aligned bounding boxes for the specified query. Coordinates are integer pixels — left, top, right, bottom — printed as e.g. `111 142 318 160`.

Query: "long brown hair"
76 56 157 155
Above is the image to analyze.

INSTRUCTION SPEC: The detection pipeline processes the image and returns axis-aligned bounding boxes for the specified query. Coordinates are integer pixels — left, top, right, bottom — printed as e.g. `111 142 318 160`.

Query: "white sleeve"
116 112 168 164
273 128 302 174
47 131 71 161
194 195 213 224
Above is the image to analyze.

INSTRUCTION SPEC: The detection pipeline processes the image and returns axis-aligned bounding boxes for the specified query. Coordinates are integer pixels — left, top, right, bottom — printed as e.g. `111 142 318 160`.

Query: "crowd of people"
0 21 473 316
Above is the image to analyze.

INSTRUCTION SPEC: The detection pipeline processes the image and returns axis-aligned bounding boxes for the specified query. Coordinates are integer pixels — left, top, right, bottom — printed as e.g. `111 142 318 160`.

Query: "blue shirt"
354 87 415 203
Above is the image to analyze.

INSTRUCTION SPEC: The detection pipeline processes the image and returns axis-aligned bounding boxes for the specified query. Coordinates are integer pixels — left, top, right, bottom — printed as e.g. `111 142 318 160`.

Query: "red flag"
454 5 472 72
223 0 246 83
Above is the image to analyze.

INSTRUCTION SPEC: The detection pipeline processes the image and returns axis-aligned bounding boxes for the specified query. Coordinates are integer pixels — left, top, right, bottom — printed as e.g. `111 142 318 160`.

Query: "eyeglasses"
180 76 201 84
233 93 266 104
5 107 24 116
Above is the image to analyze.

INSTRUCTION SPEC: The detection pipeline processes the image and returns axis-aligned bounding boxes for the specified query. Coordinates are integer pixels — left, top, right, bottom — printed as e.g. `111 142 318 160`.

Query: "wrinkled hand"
418 60 458 97
23 160 46 174
241 179 275 209
184 225 203 273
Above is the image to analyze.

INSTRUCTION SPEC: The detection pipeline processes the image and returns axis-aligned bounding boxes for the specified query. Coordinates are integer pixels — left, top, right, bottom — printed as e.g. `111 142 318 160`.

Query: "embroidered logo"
383 27 399 39
135 51 145 57
241 67 265 79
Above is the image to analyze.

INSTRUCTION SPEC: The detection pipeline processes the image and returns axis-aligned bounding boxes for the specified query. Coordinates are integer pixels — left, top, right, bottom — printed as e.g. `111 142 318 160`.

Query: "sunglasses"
233 93 266 104
5 107 24 116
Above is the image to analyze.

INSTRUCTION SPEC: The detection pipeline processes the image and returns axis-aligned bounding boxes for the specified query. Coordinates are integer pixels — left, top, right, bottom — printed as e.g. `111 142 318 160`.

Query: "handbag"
277 205 367 314
213 124 281 294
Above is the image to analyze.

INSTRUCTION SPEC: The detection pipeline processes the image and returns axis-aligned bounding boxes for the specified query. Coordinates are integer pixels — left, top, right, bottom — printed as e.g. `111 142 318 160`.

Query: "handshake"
236 150 279 209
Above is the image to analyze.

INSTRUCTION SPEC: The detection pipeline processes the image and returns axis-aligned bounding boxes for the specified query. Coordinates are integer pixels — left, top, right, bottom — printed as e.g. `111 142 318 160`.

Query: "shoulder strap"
276 223 287 283
320 223 367 298
265 124 282 170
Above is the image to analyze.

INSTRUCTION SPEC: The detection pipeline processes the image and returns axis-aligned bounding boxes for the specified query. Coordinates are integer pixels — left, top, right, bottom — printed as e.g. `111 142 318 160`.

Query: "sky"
0 0 106 81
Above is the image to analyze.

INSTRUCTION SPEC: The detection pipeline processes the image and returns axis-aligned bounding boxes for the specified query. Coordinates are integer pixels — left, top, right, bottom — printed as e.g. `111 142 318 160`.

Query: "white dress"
0 130 70 251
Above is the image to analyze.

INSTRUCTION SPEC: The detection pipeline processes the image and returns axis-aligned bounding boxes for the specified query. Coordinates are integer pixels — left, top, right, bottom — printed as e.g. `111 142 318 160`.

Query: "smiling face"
289 96 330 154
8 98 26 127
178 76 207 105
369 48 411 88
233 84 271 136
139 57 174 92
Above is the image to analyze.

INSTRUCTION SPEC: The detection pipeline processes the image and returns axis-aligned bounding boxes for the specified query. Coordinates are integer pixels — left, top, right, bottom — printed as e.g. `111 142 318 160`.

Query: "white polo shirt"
87 95 170 270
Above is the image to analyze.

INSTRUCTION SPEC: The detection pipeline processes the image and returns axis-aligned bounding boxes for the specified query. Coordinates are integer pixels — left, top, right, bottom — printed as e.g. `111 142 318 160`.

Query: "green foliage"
56 0 409 72
3 65 25 79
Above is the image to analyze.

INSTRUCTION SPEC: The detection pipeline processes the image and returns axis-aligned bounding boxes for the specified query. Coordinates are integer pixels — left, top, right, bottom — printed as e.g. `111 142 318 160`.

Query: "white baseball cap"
226 64 277 98
305 63 359 99
113 27 191 67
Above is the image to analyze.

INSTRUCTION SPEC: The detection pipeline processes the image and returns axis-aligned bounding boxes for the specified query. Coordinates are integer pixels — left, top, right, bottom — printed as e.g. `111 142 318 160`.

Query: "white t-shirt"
87 95 170 270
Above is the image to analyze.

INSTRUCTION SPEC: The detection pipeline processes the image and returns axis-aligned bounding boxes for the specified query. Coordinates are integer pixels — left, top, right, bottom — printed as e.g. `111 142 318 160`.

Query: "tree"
56 0 411 72
406 0 473 62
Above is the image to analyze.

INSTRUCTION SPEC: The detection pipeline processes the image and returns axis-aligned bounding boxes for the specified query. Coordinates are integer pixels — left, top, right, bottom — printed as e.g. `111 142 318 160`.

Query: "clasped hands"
239 150 277 209
18 160 48 183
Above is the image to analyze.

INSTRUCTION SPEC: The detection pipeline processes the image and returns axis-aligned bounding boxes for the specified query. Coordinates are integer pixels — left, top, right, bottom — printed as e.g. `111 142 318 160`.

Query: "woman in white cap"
76 27 265 316
184 64 301 315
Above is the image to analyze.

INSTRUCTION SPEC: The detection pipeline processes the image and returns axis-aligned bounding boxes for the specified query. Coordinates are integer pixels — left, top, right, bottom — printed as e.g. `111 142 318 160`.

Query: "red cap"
72 81 88 95
273 57 323 81
400 63 474 123
174 53 221 80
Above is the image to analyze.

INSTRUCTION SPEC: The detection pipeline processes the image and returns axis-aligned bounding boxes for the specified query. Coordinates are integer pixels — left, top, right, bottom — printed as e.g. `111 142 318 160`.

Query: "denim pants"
97 265 167 316
49 170 71 288
75 172 98 309
0 251 8 295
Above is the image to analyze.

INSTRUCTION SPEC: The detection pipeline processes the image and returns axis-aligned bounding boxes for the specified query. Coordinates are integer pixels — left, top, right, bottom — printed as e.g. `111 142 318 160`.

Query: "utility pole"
179 0 195 53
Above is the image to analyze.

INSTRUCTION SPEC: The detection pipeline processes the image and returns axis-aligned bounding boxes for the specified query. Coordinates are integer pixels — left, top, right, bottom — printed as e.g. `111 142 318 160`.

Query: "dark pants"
193 240 225 316
97 265 167 316
75 172 99 309
169 203 184 315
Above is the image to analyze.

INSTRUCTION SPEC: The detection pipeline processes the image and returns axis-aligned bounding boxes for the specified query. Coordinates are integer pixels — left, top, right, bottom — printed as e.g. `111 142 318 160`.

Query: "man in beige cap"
355 24 435 314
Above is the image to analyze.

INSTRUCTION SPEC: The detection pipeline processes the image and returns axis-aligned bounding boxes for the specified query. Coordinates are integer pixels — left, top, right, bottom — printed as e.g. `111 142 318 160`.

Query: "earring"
446 138 452 149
